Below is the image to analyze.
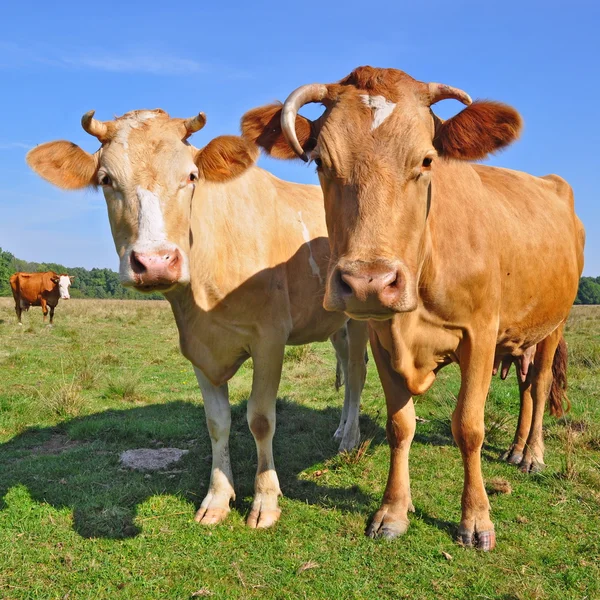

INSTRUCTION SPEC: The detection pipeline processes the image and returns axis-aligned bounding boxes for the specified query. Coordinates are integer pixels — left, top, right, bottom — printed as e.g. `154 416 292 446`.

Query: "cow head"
56 274 73 299
242 66 522 319
27 110 258 293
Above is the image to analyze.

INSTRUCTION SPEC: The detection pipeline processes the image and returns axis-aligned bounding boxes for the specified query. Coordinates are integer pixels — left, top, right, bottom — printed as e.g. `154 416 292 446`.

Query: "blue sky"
1 0 597 275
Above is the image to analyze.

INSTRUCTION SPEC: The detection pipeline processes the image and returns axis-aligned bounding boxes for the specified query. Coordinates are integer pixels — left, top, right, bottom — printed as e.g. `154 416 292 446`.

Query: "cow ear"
433 101 523 161
50 276 59 284
241 103 315 160
195 135 259 183
27 141 98 190
69 276 75 282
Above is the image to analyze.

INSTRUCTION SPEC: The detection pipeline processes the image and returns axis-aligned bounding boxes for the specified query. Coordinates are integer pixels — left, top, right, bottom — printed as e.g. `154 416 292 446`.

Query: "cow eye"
189 172 198 182
314 158 323 169
422 157 433 169
100 174 112 186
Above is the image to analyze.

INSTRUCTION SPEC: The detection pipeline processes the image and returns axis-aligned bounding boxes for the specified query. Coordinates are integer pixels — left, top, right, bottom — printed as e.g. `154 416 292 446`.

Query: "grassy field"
0 298 599 599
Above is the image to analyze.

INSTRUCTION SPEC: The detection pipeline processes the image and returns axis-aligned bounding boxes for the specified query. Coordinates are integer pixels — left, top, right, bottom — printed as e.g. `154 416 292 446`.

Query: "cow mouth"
132 282 177 293
344 310 396 321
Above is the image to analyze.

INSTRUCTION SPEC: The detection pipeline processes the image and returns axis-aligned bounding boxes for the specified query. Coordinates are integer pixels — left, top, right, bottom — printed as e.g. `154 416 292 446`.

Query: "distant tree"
575 277 600 305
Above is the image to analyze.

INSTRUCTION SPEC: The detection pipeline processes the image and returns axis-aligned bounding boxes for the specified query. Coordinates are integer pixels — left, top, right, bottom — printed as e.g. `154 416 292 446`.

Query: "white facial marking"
58 275 71 299
298 211 323 284
360 94 397 130
135 186 167 251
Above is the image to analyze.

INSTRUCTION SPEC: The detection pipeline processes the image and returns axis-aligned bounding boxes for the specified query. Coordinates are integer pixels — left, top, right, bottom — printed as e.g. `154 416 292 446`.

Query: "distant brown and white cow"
242 66 585 549
10 271 73 325
26 109 368 529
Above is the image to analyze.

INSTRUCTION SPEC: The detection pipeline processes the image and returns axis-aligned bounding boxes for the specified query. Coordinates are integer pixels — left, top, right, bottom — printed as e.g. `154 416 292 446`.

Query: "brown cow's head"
27 110 257 293
242 66 522 319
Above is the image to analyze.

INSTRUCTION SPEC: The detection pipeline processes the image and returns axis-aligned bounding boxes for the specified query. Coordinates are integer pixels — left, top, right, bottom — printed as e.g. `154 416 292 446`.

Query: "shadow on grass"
0 399 386 540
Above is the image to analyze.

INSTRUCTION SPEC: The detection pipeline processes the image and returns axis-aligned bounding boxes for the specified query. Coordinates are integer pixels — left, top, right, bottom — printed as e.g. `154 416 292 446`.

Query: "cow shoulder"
27 141 98 190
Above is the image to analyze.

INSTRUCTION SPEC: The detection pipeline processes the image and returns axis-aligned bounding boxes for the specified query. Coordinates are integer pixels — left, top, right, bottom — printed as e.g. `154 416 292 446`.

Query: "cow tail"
548 336 570 417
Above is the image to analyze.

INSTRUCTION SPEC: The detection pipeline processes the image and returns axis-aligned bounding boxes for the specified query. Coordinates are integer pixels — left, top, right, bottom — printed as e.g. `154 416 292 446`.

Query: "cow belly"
19 299 31 309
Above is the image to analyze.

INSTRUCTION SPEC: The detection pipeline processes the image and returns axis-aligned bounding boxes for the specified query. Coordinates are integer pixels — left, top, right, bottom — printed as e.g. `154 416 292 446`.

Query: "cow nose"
339 269 398 299
130 249 182 287
330 260 405 315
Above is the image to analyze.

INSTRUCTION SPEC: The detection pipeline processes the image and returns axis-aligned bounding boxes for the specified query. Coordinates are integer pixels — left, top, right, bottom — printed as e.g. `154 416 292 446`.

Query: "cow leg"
40 298 48 324
501 371 533 465
193 367 235 525
366 329 415 539
519 327 564 473
15 302 22 325
453 334 496 551
340 320 368 451
49 305 55 325
330 327 350 443
246 346 285 529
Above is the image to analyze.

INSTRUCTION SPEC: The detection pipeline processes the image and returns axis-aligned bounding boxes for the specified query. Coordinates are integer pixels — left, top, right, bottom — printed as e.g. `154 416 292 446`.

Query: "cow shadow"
0 399 386 539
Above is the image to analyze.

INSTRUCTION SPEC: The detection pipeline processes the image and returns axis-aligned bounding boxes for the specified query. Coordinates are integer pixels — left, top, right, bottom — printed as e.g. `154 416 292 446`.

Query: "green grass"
0 298 599 599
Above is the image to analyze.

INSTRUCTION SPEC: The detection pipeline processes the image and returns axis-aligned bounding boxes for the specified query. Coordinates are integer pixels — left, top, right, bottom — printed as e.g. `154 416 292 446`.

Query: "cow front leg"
453 335 496 550
49 305 55 325
246 346 284 529
340 320 368 451
366 329 415 539
329 327 350 443
193 367 235 525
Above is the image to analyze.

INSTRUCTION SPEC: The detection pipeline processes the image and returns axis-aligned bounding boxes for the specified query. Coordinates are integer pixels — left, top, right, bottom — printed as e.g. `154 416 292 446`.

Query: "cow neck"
186 167 276 312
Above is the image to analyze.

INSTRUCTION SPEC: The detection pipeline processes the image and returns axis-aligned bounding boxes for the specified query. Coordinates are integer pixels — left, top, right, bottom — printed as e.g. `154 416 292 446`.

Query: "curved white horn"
428 82 472 107
81 110 110 141
281 84 328 161
184 112 207 135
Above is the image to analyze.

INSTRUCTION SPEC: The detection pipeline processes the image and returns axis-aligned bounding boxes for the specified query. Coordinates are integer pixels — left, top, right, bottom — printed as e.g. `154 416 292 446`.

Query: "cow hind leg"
501 371 533 465
366 329 415 540
193 368 235 525
519 326 565 474
246 345 285 529
15 303 23 325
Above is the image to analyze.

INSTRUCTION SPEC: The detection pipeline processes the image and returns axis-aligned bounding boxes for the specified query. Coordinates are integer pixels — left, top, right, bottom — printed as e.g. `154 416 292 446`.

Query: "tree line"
0 248 163 300
1 246 599 304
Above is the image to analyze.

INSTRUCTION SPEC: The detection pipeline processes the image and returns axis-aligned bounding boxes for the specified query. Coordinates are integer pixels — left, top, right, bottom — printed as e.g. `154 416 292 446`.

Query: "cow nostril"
130 251 146 274
338 270 354 296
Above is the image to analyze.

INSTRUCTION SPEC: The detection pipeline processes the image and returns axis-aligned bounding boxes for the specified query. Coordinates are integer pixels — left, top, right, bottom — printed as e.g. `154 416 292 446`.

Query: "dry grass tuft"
486 477 513 495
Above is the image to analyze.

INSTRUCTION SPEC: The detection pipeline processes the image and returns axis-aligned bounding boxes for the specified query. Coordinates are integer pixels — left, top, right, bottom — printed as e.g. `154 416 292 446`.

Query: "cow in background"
26 108 368 530
242 66 585 549
10 271 73 325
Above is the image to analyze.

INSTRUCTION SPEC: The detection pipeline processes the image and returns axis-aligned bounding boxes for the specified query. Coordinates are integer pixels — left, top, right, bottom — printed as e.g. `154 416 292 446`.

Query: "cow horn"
184 112 207 136
281 84 328 162
81 110 110 141
428 83 472 107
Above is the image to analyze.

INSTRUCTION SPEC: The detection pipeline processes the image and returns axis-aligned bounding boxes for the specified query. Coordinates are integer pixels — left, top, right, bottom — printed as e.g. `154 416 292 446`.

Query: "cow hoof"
519 457 545 474
17 323 23 326
194 507 230 525
457 528 496 551
338 436 360 453
247 508 281 529
333 426 344 441
366 509 409 540
500 446 523 465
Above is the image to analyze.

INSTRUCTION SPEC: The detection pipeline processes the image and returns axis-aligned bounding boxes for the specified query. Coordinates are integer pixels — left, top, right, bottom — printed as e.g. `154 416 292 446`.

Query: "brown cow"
26 109 368 530
10 271 73 325
242 66 585 549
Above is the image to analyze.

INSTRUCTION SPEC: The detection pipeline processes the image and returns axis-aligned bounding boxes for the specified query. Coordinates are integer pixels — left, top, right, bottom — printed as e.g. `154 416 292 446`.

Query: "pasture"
0 298 599 599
